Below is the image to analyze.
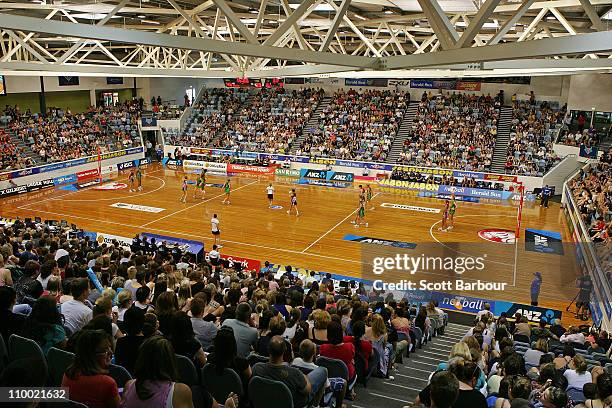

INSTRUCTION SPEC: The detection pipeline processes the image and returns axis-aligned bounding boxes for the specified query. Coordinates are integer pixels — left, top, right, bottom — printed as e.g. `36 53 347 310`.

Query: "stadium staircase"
290 95 331 155
385 101 419 164
354 322 469 408
490 105 514 173
1 124 40 165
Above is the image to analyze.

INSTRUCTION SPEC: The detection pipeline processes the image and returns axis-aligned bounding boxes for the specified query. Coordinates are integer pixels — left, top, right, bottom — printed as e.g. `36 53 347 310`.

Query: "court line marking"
301 192 381 253
138 180 259 228
15 206 363 265
17 167 165 207
428 214 518 269
53 175 166 202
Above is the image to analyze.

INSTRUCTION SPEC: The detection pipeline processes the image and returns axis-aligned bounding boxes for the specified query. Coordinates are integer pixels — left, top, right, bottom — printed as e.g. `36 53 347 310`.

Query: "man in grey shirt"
190 298 217 350
222 302 258 357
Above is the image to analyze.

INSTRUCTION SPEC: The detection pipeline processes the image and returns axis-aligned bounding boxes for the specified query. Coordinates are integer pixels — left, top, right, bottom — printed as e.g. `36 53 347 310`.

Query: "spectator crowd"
398 92 498 171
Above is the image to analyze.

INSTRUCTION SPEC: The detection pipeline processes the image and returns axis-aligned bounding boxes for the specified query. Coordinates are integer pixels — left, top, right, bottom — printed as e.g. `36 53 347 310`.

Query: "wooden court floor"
1 163 582 317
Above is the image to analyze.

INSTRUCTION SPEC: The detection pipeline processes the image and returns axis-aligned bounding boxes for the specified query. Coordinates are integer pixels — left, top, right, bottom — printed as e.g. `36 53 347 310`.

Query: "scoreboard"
223 77 284 89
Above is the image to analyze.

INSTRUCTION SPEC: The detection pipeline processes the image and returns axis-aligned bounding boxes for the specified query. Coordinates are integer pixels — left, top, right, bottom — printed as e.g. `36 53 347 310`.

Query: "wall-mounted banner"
378 178 439 192
579 144 598 158
344 78 388 87
393 165 453 177
525 229 564 255
117 160 136 171
300 168 327 179
410 79 481 91
343 234 417 249
0 179 54 197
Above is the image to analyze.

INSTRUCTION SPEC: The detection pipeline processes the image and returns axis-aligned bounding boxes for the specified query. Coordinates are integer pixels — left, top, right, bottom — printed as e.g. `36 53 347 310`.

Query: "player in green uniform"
352 194 368 227
366 185 374 210
222 178 231 205
448 194 457 230
136 165 143 191
194 169 206 199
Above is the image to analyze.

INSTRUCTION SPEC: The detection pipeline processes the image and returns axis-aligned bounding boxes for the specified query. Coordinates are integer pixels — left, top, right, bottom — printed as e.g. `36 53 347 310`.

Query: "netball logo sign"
478 229 516 244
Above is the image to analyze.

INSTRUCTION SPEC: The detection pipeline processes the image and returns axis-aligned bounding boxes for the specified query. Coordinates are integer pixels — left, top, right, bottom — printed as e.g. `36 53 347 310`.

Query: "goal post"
513 181 525 239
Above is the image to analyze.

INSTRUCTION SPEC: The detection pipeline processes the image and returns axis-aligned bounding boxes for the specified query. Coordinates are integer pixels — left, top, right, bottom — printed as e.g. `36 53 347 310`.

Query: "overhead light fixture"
546 16 556 20
384 9 394 15
72 13 121 20
137 15 145 18
141 19 160 25
353 14 366 20
249 8 258 14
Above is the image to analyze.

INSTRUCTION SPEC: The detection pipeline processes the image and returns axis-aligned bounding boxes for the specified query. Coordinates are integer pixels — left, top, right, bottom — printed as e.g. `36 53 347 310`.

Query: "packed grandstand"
0 216 611 408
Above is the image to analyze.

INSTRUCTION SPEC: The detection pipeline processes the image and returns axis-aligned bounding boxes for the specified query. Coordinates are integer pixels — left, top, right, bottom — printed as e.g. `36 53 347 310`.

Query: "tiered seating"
568 163 611 283
215 88 324 154
152 103 184 119
169 88 248 147
298 89 407 162
397 93 498 171
505 101 563 176
0 129 34 170
8 104 141 165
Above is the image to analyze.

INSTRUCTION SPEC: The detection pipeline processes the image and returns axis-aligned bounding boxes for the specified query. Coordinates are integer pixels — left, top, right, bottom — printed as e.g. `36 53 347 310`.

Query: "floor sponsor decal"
296 179 350 188
343 234 417 249
205 183 225 188
110 202 165 213
380 202 441 213
270 205 283 210
75 180 100 189
478 228 516 244
525 229 564 255
94 182 128 190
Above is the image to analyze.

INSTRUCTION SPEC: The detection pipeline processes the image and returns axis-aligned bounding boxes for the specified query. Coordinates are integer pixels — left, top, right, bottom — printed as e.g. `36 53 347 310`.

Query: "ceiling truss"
0 0 609 78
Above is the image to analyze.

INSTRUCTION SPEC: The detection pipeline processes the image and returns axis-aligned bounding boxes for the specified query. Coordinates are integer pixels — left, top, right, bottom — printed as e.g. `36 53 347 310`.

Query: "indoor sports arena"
0 1 611 407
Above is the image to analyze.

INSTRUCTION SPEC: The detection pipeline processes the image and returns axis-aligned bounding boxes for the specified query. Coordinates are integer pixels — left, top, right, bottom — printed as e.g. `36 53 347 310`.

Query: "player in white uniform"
266 184 275 208
211 213 221 247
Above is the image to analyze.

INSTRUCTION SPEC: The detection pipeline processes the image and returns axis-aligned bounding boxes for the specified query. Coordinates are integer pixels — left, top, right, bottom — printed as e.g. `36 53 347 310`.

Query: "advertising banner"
493 302 562 323
141 117 157 127
76 168 100 181
453 170 485 179
344 78 389 87
227 164 277 174
117 160 136 171
579 144 598 158
275 168 300 177
431 292 493 314
183 160 227 173
0 178 55 197
95 232 133 248
326 172 354 182
377 178 440 192
456 81 482 91
300 169 328 179
393 165 453 177
485 174 517 182
53 174 77 186
214 253 261 271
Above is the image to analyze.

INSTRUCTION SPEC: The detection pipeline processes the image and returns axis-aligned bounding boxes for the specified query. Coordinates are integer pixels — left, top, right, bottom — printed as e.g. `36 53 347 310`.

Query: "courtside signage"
343 234 417 249
275 168 300 177
380 203 440 213
326 172 354 182
183 160 227 173
300 169 327 179
110 202 165 213
525 229 564 255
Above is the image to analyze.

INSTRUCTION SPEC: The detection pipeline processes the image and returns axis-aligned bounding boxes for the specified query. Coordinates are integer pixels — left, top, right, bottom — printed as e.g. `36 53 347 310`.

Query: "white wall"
567 73 612 112
4 75 139 95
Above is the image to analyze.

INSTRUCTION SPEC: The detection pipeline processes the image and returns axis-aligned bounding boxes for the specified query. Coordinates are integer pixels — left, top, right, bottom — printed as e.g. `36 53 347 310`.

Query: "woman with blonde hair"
366 314 395 379
524 338 549 368
177 280 192 312
564 354 592 390
309 309 331 345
